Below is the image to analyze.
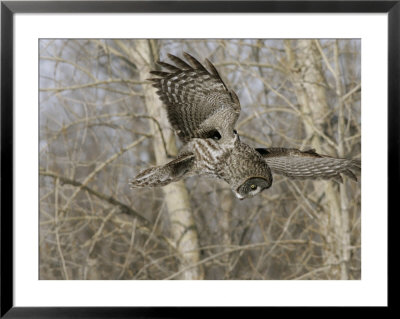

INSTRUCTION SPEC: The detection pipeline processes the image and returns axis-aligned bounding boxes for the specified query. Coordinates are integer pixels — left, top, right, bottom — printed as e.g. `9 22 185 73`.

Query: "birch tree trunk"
126 40 203 280
284 40 350 279
218 181 233 277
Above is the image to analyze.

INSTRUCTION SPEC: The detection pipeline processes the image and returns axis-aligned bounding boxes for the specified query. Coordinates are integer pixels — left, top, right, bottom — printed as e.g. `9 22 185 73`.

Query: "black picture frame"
1 1 396 317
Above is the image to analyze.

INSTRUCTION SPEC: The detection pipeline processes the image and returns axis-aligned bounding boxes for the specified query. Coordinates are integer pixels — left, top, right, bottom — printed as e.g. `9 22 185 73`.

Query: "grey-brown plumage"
148 52 240 143
130 134 273 199
130 153 195 187
255 148 361 183
130 52 361 199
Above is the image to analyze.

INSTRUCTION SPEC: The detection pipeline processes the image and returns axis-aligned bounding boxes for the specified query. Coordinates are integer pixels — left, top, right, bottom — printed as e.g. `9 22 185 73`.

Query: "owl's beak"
234 192 245 200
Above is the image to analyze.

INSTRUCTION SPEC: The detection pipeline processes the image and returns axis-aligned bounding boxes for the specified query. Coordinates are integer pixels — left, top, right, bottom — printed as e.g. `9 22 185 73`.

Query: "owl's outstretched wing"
129 153 195 188
255 148 361 183
148 52 240 142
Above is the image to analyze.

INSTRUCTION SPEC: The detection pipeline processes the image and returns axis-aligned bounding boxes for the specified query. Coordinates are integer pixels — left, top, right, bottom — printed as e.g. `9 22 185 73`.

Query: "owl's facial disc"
235 177 271 199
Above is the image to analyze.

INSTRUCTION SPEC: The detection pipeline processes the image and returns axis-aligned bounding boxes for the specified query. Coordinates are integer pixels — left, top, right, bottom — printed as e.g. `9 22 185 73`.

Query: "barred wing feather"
256 148 361 183
148 52 240 142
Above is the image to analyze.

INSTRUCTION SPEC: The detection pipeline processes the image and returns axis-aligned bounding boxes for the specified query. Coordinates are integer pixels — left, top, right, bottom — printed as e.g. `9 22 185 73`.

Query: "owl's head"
234 176 272 200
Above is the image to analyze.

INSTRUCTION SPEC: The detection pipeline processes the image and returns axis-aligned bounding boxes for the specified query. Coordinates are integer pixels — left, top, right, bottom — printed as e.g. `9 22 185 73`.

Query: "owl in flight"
129 53 360 199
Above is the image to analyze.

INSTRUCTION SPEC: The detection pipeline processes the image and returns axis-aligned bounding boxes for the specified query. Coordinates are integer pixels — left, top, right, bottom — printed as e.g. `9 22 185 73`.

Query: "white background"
14 13 387 306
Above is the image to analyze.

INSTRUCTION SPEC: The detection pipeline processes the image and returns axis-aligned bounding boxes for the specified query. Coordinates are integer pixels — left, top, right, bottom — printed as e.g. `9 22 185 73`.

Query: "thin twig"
40 169 151 225
54 177 69 280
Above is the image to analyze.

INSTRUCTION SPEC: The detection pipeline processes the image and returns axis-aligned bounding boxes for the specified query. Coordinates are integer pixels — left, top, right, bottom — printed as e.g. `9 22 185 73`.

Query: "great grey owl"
129 53 360 199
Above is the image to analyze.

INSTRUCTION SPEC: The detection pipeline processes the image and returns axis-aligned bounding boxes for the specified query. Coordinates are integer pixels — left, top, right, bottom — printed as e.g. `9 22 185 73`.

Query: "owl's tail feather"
129 153 195 188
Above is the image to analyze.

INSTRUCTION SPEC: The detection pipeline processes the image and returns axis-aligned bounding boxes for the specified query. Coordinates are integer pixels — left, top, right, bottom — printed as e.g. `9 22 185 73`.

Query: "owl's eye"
210 130 221 140
236 177 272 199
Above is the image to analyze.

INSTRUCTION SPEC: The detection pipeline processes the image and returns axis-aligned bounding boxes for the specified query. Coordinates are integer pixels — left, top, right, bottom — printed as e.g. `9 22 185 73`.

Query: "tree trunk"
127 40 203 280
284 39 350 279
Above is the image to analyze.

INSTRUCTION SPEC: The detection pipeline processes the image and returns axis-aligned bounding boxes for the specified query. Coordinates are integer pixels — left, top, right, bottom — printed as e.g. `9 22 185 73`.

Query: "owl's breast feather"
184 138 234 177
